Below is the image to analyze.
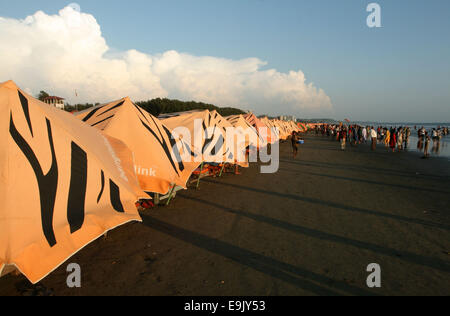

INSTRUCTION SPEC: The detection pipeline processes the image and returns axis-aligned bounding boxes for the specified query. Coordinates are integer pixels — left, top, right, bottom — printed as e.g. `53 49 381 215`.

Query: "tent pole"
166 184 175 206
219 163 225 177
196 162 204 189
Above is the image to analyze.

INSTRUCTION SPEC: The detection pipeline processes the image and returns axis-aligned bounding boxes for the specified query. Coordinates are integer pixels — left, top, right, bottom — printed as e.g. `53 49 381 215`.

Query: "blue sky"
1 0 449 122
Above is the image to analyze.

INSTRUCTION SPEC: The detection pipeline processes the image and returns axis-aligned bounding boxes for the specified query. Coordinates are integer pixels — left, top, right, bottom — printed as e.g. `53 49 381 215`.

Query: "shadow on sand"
280 158 449 183
141 214 376 296
179 195 450 274
201 178 450 232
277 167 450 195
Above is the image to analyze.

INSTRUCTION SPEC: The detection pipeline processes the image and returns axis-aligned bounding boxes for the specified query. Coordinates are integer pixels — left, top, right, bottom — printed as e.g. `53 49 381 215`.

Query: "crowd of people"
314 124 449 157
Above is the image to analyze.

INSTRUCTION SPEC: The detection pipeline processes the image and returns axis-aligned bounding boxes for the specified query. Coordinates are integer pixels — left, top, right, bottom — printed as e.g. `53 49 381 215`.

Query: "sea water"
407 128 450 160
355 122 450 160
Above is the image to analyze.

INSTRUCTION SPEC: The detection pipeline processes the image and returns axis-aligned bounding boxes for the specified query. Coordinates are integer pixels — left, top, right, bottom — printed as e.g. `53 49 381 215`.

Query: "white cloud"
0 6 332 116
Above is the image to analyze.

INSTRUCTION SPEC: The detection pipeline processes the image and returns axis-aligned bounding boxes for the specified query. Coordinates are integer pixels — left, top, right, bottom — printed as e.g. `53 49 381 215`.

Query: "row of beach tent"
0 80 306 284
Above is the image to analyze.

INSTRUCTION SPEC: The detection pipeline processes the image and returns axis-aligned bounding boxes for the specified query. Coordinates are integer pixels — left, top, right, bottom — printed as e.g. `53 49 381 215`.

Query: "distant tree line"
37 90 246 117
136 98 246 117
64 103 98 112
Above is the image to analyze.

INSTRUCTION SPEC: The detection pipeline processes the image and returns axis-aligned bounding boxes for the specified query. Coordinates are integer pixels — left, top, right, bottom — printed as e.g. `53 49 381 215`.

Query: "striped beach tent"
226 114 266 149
260 117 280 142
289 121 300 133
76 97 200 195
160 110 248 166
243 113 273 145
0 81 143 284
297 122 308 132
273 119 286 139
279 120 292 139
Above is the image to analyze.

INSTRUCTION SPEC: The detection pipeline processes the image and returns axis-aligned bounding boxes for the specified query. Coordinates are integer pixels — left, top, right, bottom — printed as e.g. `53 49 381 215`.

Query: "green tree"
64 103 95 113
136 98 246 117
37 91 50 101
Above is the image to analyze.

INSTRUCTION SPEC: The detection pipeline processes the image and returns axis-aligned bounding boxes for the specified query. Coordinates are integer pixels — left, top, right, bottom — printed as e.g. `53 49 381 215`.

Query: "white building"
280 115 296 122
43 96 65 110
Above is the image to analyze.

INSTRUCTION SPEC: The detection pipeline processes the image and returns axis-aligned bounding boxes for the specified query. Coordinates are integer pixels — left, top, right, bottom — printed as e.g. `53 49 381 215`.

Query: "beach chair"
135 199 155 210
223 155 249 175
207 163 226 177
143 183 184 206
223 163 241 175
189 162 211 189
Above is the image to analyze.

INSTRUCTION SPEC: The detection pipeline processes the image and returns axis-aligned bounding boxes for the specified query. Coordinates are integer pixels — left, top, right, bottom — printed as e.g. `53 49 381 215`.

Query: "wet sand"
1 134 449 296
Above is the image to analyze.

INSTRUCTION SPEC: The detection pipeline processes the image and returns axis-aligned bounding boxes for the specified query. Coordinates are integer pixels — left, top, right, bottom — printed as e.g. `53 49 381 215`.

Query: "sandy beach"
1 133 449 296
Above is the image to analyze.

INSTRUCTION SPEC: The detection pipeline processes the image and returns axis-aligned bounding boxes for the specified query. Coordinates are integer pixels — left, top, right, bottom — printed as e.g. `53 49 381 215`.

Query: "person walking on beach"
432 133 441 154
378 127 384 142
419 126 426 140
417 132 424 150
432 128 439 143
351 125 358 146
384 128 391 147
431 128 440 154
397 127 404 151
362 126 367 143
406 127 411 147
291 131 300 159
370 126 377 151
358 126 363 144
424 132 431 158
347 126 353 146
339 126 347 150
390 128 397 152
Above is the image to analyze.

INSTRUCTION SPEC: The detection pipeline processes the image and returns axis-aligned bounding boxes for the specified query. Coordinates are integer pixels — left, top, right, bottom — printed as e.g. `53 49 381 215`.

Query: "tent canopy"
226 114 265 149
160 110 248 165
0 81 143 284
297 122 308 132
272 119 290 140
76 97 200 195
243 113 274 145
259 117 280 143
289 121 300 133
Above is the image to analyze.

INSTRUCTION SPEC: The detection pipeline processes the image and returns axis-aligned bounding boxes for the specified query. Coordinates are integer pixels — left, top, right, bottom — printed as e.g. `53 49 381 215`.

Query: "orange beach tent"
76 97 200 195
226 114 266 149
160 110 247 165
290 121 300 133
297 122 308 132
286 121 299 134
271 120 282 138
242 113 274 145
260 117 280 142
0 81 143 284
273 120 290 140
